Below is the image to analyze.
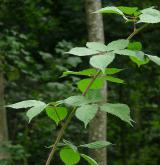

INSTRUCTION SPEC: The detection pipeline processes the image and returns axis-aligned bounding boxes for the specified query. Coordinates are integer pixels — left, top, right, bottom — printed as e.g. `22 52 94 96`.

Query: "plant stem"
45 107 76 165
82 70 101 96
45 71 101 165
45 23 148 165
127 24 148 40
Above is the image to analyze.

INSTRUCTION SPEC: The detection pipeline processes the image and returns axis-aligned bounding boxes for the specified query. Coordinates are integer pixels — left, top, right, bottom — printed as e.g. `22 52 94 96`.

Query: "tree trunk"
85 1 107 165
0 61 9 160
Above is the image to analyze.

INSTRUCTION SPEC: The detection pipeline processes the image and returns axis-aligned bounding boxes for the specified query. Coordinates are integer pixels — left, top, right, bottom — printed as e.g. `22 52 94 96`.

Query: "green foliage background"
0 0 160 164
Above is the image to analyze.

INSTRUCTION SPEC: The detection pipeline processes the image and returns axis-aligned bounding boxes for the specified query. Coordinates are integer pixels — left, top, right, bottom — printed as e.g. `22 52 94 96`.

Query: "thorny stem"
45 24 148 165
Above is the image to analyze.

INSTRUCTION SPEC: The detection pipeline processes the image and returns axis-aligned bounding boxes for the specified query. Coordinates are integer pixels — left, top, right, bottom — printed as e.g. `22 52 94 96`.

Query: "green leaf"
76 68 98 75
105 68 124 75
77 78 104 92
147 54 160 65
26 104 47 122
105 76 124 83
81 154 98 165
134 51 145 60
67 47 98 56
100 103 133 125
77 76 124 93
138 7 160 23
90 52 115 73
85 89 102 103
95 6 127 20
75 104 98 128
118 6 138 15
141 7 159 14
106 39 129 51
130 56 149 67
98 76 124 84
60 147 80 165
139 14 160 23
63 93 102 107
134 11 141 17
61 68 97 77
114 49 136 57
97 76 124 84
86 42 107 51
114 49 145 59
7 100 47 123
7 100 46 109
46 106 68 125
62 68 123 77
80 141 111 149
127 44 149 66
64 95 88 106
128 42 142 51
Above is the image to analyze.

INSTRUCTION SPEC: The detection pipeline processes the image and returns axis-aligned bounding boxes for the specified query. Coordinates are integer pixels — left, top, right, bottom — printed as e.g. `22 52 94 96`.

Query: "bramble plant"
7 6 160 165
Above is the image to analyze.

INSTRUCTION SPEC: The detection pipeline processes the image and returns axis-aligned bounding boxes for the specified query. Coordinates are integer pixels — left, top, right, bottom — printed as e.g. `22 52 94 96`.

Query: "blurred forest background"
0 0 160 165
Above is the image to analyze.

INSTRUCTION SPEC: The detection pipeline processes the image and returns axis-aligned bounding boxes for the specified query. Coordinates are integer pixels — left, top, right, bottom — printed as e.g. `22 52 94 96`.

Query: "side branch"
45 71 101 165
45 23 148 165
